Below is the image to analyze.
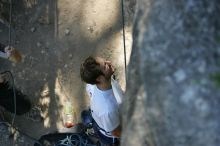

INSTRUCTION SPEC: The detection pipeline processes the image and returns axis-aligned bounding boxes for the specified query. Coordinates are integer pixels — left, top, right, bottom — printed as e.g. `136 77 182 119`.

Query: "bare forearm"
111 125 121 137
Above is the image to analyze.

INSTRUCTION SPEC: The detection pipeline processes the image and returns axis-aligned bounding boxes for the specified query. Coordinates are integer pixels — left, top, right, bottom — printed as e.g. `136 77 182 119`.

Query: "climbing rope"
7 0 16 127
8 0 12 47
1 71 16 126
0 71 43 146
121 0 127 82
55 134 96 146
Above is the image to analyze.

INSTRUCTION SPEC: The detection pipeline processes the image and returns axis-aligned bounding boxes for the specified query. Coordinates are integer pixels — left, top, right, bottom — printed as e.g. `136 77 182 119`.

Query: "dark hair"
80 56 103 84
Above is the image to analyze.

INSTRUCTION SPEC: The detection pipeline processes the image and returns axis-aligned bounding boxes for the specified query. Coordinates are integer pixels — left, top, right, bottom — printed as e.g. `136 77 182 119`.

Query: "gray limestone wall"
122 0 220 146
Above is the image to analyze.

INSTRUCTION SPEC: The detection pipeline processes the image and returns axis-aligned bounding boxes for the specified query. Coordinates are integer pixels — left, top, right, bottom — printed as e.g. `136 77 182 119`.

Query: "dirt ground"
0 0 133 145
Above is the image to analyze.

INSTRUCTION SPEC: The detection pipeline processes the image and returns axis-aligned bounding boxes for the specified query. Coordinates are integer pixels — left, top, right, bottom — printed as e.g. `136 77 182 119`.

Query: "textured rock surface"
122 0 220 146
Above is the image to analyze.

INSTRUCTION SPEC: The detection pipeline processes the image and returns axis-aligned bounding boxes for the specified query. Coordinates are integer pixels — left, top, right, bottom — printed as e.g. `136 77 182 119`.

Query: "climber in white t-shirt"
80 56 122 143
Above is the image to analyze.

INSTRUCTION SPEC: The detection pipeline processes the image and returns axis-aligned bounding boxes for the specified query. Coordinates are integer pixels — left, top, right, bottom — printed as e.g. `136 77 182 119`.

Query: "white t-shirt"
86 84 120 137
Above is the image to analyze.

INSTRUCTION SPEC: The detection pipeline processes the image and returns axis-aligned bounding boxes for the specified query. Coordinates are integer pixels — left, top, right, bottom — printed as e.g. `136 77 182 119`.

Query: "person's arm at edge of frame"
0 43 8 59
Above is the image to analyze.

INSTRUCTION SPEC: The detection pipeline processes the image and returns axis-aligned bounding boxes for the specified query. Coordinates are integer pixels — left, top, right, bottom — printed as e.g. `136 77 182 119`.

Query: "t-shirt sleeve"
99 110 120 132
86 84 95 97
0 43 7 59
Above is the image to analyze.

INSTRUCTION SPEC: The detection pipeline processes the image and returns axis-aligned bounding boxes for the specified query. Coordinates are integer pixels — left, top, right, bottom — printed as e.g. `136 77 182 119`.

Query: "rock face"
122 0 220 146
